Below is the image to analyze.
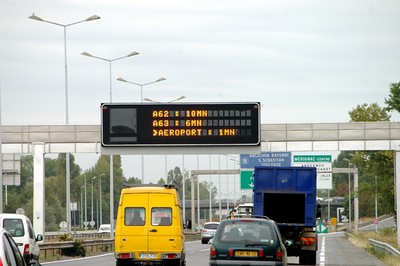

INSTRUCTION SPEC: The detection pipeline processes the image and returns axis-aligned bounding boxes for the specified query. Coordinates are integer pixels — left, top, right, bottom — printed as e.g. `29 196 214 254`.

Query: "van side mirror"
36 234 44 242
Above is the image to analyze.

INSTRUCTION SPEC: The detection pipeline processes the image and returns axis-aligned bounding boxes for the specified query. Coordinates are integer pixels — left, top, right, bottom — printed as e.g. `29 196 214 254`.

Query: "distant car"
209 217 287 266
325 196 344 203
0 227 27 266
0 213 43 266
98 224 111 233
201 222 220 244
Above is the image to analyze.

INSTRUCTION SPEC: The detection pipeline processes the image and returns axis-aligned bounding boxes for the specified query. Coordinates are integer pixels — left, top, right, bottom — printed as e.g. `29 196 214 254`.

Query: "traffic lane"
40 241 211 266
41 253 114 266
321 232 385 266
186 240 212 266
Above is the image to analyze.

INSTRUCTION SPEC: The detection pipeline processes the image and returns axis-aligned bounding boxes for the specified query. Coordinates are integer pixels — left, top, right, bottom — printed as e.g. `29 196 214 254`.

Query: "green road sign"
316 222 328 234
293 155 332 163
240 170 254 190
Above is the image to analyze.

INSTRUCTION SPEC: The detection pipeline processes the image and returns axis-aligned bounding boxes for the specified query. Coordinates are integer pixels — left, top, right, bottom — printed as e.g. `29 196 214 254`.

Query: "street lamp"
80 186 84 228
91 176 97 228
29 13 100 232
143 96 186 103
82 51 138 239
117 77 166 102
116 77 166 184
82 52 139 102
344 158 352 229
99 173 106 226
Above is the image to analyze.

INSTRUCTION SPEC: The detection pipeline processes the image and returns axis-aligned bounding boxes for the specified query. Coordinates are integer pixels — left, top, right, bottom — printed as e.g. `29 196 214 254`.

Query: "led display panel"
101 102 260 146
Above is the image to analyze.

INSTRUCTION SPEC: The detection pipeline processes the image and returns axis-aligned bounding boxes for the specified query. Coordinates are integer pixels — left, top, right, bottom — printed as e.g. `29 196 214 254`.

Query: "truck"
252 166 320 265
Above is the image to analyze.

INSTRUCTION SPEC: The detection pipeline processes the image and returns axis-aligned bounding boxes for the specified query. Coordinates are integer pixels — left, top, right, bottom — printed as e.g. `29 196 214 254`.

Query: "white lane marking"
320 236 325 266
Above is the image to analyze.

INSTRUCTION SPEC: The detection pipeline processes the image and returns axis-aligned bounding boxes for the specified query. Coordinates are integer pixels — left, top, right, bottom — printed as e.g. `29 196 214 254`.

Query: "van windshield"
3 219 25 237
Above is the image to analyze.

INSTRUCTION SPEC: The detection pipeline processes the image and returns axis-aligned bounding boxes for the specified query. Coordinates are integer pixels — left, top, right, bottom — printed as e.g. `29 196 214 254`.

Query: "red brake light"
259 249 264 258
23 244 30 254
228 249 234 257
276 247 283 261
210 246 217 257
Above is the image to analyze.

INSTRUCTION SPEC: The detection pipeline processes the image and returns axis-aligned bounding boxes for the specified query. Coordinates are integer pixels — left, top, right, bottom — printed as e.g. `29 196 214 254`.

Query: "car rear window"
204 223 219 230
219 220 276 244
3 219 25 237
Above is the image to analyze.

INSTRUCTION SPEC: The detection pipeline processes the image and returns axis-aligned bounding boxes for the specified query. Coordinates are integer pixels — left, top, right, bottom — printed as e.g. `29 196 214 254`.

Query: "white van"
0 213 43 265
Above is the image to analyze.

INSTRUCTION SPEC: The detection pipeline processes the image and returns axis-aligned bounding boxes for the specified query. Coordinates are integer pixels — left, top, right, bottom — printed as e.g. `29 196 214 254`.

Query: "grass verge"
347 228 400 266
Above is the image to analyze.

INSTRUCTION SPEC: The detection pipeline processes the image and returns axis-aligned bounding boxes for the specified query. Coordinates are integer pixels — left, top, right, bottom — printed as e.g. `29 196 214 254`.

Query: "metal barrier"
368 239 400 257
40 233 201 260
39 239 114 259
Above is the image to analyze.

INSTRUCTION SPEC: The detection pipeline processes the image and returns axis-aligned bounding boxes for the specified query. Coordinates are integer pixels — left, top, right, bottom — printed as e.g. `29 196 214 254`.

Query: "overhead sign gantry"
101 102 261 154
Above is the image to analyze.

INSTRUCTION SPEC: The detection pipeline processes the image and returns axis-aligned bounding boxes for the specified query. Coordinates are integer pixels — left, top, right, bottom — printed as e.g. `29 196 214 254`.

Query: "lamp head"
29 14 43 21
117 77 127 82
156 77 166 82
81 52 93 57
86 15 101 21
127 51 139 57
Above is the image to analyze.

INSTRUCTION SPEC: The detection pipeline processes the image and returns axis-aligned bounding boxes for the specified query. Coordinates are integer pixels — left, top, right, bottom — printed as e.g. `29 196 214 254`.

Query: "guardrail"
39 239 114 259
40 233 201 260
368 239 400 258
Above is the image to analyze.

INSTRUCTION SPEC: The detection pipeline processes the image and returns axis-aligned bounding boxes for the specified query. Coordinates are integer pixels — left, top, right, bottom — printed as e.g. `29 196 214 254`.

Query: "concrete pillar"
353 167 359 232
191 173 195 232
33 143 45 236
396 151 400 247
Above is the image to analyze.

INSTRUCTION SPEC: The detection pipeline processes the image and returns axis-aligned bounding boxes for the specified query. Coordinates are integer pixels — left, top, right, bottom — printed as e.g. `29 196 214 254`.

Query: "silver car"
201 222 220 244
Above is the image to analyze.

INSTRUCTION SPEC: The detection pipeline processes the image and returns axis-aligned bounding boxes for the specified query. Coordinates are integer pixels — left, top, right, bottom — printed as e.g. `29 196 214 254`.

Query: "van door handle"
150 229 158 232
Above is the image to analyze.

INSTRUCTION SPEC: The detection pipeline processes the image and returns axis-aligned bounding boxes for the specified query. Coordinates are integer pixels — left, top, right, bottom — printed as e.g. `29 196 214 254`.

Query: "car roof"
0 213 30 221
204 222 220 224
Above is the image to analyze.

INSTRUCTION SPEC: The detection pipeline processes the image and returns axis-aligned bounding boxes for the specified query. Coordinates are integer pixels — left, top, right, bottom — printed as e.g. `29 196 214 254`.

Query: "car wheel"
201 239 208 244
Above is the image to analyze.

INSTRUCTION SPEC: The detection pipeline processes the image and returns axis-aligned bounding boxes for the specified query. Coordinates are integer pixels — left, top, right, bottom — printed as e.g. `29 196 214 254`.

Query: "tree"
336 102 394 218
385 82 400 113
348 102 390 122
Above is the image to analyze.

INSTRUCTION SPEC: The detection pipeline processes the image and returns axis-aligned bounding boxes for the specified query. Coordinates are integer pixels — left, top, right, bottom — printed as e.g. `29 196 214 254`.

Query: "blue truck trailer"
253 166 320 265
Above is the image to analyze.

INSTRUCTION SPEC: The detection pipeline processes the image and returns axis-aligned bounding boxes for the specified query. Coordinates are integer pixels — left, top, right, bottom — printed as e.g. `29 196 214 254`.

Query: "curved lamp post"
117 77 166 103
29 13 100 233
116 77 167 184
81 51 139 239
143 96 186 103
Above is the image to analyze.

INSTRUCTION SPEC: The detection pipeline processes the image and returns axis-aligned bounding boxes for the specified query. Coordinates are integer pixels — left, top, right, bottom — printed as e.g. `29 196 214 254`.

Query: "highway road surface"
41 232 385 265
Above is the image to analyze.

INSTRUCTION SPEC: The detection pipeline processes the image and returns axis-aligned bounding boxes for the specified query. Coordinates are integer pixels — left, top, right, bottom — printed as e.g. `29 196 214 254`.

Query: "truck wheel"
299 251 317 265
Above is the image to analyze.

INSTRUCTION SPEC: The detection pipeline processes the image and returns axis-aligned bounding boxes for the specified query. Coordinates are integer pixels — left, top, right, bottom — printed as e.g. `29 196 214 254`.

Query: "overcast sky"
1 0 400 190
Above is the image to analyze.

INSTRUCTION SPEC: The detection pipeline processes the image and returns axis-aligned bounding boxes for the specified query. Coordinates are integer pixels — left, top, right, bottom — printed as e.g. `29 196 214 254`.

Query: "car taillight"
23 244 30 254
210 246 217 258
228 249 234 257
0 257 3 266
301 236 316 246
276 247 283 261
258 249 264 258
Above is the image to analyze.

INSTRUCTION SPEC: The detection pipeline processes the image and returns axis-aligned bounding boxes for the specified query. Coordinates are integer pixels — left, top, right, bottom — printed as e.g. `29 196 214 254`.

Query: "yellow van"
114 184 186 266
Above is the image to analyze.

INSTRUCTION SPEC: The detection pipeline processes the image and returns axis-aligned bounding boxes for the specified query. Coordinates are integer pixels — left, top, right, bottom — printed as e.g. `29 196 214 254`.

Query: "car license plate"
235 251 258 257
139 253 157 259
